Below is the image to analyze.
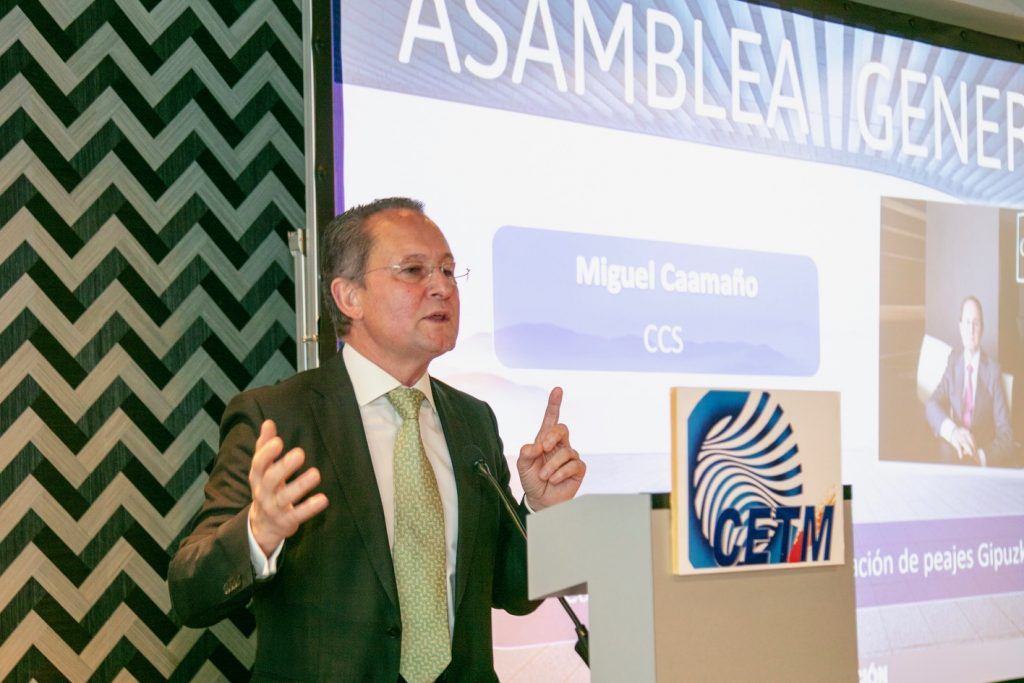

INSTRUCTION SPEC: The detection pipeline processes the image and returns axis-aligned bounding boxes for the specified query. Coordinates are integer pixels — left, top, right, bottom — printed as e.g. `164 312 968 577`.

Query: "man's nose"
426 270 455 297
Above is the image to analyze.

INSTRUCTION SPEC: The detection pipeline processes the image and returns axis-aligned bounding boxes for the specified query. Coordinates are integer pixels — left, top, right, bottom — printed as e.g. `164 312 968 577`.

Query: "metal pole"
297 0 321 371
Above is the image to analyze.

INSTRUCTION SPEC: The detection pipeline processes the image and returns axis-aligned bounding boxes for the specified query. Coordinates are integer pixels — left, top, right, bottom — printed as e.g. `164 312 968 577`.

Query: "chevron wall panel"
0 0 303 680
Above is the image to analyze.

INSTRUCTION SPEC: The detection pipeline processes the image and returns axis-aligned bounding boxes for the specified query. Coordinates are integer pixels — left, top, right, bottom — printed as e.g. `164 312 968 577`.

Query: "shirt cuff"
939 418 956 444
522 495 536 514
248 513 284 579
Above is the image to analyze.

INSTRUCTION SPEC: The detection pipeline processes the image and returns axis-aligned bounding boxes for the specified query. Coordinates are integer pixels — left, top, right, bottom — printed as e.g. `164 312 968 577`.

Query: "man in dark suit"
168 198 586 681
925 295 1015 467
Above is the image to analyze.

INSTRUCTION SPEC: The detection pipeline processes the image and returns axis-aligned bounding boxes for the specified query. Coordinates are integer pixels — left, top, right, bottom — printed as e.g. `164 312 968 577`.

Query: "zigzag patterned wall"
1 0 303 679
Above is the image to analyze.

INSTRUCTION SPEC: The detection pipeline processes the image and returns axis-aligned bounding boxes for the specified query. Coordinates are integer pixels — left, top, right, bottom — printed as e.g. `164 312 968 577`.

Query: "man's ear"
331 277 363 321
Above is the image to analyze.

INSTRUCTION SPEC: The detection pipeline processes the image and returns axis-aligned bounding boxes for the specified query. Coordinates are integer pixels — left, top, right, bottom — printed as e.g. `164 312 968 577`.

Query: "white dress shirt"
248 344 460 630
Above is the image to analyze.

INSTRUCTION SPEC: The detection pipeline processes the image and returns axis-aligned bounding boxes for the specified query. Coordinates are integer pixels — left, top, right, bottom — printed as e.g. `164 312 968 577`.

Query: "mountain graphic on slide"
494 323 815 375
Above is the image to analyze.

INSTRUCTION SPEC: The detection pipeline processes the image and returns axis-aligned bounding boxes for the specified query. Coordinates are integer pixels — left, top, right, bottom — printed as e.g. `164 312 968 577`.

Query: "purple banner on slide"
852 516 1024 608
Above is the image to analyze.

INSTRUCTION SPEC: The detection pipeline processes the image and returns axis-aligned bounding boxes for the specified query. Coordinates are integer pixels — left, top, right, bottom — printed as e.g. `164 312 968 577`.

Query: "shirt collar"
342 343 436 411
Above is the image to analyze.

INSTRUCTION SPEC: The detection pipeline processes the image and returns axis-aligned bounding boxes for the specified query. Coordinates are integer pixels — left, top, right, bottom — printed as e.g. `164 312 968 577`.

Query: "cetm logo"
687 391 835 568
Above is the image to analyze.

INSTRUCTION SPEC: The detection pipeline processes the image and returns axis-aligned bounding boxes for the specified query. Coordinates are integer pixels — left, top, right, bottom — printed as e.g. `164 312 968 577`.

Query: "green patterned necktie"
386 387 452 683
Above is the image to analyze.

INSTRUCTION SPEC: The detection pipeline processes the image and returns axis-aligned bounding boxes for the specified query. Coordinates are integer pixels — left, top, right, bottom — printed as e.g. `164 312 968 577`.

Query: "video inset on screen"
879 198 1023 468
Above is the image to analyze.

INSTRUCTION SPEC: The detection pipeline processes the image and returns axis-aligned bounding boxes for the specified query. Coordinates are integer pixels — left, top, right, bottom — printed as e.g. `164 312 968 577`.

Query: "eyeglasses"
363 260 470 286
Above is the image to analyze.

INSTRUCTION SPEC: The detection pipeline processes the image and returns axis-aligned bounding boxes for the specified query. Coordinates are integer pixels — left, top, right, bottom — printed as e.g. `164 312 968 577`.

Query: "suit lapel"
310 354 398 609
431 380 482 616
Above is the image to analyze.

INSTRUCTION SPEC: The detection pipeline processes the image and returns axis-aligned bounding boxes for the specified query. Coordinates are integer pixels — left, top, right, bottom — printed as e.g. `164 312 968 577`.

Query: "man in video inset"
168 197 587 681
925 295 1014 467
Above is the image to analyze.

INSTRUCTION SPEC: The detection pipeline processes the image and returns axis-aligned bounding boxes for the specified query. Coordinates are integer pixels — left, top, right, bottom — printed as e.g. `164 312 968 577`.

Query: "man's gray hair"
319 197 425 338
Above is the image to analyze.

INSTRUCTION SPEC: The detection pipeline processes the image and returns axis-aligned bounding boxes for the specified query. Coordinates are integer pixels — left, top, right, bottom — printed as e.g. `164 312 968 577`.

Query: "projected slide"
329 1 1024 681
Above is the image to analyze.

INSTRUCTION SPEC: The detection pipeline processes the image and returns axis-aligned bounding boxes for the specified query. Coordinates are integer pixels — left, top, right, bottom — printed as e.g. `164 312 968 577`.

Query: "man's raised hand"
248 419 329 556
517 388 586 512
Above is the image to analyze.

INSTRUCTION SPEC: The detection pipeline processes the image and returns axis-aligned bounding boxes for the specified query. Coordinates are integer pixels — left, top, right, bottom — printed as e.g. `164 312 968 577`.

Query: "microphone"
467 446 590 668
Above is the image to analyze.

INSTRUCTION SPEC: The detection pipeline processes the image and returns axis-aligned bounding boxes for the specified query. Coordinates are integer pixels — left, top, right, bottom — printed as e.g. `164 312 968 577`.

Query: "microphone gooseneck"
468 447 590 667
473 458 528 540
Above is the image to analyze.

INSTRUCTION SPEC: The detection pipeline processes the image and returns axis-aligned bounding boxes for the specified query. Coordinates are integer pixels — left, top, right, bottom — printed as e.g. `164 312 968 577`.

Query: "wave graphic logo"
687 390 833 568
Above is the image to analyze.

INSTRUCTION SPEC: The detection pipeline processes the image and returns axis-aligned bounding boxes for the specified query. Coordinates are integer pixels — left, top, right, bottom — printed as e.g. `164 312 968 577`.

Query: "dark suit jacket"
168 353 538 681
925 349 1015 467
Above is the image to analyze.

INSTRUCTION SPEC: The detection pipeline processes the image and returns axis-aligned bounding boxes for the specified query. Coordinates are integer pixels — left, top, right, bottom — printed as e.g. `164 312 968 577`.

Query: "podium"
528 491 858 682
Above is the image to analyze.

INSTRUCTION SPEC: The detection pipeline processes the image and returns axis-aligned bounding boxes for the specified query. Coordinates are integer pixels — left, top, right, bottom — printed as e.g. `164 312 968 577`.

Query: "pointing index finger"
536 387 563 440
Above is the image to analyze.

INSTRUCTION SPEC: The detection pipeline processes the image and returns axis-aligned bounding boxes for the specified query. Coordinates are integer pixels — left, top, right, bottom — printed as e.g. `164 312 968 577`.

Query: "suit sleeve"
925 354 956 436
484 405 542 616
981 365 1015 468
167 392 265 627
